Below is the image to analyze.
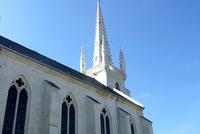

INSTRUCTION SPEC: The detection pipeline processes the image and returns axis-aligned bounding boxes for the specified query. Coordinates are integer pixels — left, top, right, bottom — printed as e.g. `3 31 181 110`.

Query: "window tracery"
100 108 111 134
61 95 76 134
2 77 28 134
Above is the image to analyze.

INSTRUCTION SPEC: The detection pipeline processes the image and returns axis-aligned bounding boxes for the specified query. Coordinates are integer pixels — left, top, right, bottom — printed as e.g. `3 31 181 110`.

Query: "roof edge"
0 35 144 109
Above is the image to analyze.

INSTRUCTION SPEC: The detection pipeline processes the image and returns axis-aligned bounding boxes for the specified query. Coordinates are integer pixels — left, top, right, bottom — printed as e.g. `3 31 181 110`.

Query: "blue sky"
0 0 200 134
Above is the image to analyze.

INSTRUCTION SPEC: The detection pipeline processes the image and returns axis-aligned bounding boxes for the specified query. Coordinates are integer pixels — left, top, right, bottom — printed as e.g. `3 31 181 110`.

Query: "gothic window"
14 89 28 134
130 120 136 134
61 103 68 134
131 124 135 134
105 116 110 134
2 78 28 134
115 82 120 91
2 86 17 134
100 108 111 134
100 114 105 134
61 95 76 134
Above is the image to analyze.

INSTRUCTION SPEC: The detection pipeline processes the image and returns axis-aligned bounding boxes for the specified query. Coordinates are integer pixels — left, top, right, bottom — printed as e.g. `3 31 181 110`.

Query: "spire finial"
80 46 86 74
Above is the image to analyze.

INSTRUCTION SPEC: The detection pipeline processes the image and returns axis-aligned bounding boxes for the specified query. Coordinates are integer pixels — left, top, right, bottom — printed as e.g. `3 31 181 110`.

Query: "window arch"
130 119 136 134
100 108 111 134
131 124 135 134
115 82 120 91
2 77 29 134
61 95 77 134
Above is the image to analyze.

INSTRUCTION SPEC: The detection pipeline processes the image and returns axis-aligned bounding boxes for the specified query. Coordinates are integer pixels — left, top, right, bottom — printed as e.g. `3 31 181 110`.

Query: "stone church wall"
0 50 152 134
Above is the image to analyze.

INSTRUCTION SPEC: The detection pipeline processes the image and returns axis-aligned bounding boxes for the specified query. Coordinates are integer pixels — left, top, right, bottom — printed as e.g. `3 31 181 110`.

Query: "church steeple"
93 0 112 67
83 0 130 96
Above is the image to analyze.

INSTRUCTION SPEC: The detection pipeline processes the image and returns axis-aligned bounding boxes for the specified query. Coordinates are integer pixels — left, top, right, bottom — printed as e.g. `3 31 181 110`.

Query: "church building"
0 0 153 134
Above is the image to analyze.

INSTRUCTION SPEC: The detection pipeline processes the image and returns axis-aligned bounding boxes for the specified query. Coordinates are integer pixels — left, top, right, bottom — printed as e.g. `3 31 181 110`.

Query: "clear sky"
0 0 200 134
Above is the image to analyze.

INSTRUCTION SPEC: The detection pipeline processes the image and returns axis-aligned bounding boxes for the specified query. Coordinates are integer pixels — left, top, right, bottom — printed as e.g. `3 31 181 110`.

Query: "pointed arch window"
115 82 120 91
100 108 111 134
131 124 135 134
130 120 136 134
61 95 76 134
2 78 28 134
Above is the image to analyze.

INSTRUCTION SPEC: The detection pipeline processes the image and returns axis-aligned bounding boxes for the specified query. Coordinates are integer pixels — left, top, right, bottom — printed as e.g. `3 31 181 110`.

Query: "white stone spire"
93 0 112 67
84 0 130 96
120 49 127 81
80 46 86 74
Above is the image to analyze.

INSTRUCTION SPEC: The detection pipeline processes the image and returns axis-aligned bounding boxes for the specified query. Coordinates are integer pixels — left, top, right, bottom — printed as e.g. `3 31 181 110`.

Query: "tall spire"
84 0 130 95
120 49 127 81
93 0 112 67
80 46 86 74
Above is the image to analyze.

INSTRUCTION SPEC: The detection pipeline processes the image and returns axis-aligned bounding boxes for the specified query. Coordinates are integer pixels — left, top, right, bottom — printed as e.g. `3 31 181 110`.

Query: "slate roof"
0 35 144 109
